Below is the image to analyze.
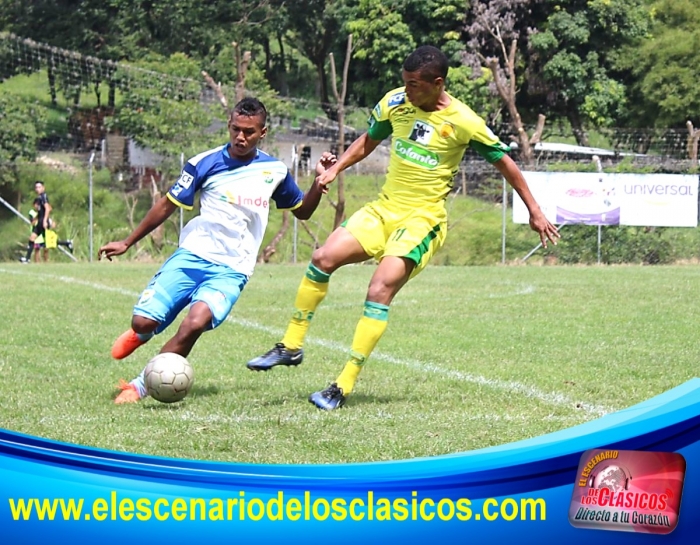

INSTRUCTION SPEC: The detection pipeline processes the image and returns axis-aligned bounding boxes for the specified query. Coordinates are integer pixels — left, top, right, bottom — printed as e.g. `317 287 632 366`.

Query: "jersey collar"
223 144 259 166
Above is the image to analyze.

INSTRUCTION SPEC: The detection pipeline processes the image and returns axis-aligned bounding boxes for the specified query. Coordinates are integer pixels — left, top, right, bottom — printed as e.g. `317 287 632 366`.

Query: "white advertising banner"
512 172 699 227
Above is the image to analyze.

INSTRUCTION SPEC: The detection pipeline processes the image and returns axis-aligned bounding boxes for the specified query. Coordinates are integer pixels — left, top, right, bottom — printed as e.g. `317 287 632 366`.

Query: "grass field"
1 262 698 465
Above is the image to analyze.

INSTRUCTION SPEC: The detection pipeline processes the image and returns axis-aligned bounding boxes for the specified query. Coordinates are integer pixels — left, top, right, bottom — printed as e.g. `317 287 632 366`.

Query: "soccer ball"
144 353 194 403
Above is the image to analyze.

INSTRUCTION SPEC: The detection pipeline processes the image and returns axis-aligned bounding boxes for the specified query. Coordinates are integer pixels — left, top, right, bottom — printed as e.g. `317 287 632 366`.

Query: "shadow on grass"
110 384 220 407
255 389 398 409
189 384 220 398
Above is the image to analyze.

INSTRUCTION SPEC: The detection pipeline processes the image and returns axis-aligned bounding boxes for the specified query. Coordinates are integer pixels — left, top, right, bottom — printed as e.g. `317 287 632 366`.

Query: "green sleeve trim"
469 140 510 163
367 119 392 141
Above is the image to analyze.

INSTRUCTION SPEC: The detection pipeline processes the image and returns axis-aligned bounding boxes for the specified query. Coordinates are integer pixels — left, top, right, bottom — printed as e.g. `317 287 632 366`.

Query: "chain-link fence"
2 33 699 265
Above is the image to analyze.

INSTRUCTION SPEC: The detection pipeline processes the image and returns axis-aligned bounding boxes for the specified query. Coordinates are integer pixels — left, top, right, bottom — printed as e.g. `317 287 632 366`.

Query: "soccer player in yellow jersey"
246 45 560 409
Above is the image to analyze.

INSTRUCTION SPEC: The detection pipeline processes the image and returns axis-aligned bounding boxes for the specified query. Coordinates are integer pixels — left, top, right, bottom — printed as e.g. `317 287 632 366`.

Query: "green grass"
1 262 698 464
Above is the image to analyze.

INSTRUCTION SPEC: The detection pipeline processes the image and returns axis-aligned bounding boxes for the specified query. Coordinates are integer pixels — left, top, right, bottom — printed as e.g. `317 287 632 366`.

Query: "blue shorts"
133 248 248 334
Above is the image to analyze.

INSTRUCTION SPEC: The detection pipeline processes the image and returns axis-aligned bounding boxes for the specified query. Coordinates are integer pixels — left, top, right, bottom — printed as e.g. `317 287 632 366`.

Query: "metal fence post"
502 177 507 264
292 144 299 264
88 151 96 262
179 152 185 234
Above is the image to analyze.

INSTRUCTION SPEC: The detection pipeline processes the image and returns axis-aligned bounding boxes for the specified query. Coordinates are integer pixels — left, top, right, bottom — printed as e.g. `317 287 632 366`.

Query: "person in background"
20 184 72 263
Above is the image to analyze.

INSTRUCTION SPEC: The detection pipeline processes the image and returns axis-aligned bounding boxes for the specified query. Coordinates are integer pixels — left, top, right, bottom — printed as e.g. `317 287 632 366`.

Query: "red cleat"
111 329 148 360
114 380 141 404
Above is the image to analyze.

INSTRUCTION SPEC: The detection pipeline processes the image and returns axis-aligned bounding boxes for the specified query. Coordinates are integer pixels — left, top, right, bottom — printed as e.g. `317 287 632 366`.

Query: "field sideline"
1 262 698 464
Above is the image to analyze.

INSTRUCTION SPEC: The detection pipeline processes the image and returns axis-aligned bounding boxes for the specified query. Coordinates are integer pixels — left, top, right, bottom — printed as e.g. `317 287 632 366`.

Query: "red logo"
569 449 685 534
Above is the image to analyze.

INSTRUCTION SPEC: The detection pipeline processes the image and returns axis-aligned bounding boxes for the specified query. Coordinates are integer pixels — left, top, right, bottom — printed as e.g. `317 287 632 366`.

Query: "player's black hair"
33 197 42 205
34 180 45 187
232 97 268 127
403 46 449 82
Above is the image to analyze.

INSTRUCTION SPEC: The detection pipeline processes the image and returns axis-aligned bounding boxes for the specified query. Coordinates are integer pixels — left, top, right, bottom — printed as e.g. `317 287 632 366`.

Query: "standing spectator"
20 183 72 263
28 201 46 262
20 181 51 264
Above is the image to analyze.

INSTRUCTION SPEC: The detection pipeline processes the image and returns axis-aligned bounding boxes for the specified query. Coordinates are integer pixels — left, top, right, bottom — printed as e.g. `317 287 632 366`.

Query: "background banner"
2 379 700 544
512 172 699 227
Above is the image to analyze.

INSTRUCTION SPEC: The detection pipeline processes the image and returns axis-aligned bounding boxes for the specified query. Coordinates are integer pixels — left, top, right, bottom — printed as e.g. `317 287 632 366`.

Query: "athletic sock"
131 368 148 398
24 241 34 261
281 263 330 350
336 301 389 395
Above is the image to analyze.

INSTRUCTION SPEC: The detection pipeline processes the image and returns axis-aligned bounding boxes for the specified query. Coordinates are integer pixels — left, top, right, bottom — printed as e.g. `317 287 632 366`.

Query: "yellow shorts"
343 198 447 278
44 229 58 249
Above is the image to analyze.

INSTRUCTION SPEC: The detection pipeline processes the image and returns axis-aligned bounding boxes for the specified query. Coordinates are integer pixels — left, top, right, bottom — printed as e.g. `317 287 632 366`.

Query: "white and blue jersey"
168 144 304 277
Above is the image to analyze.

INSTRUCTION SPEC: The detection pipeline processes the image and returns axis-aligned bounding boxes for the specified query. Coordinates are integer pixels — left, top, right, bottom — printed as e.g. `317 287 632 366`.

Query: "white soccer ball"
144 353 194 403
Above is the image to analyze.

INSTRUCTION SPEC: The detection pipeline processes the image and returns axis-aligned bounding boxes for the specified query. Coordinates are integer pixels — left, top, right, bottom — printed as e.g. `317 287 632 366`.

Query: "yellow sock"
281 263 330 350
336 301 389 395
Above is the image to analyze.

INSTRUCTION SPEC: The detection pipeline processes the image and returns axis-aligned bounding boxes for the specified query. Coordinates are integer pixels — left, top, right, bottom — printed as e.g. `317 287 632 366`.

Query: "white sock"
131 368 148 398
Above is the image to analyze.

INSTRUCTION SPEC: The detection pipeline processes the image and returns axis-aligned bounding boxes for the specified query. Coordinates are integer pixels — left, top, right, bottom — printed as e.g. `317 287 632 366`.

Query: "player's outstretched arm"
493 155 560 248
293 152 337 220
315 132 383 190
98 196 178 260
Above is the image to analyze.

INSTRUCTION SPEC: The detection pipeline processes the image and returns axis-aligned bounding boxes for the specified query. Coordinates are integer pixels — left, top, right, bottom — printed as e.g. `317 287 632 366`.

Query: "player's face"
402 69 443 111
228 113 267 160
34 183 45 195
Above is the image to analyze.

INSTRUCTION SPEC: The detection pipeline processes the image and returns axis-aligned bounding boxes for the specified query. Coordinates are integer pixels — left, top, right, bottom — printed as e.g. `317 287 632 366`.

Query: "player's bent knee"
311 247 335 273
131 315 159 334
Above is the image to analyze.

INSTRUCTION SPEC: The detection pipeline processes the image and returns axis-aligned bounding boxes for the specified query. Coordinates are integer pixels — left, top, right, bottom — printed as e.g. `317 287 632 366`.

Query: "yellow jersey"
367 87 509 208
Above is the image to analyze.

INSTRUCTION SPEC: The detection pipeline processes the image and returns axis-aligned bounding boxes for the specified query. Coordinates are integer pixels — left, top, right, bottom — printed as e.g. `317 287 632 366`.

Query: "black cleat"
246 343 303 371
309 382 346 410
67 239 74 253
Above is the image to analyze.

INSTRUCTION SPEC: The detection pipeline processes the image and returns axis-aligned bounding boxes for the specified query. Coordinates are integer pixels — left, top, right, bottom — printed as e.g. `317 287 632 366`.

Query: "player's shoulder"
189 143 228 167
446 94 484 123
380 87 408 110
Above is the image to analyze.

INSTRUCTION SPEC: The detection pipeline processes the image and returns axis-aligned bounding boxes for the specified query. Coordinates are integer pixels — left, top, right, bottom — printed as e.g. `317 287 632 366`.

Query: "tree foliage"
617 0 700 127
1 0 699 137
0 93 47 165
528 0 650 135
348 0 466 102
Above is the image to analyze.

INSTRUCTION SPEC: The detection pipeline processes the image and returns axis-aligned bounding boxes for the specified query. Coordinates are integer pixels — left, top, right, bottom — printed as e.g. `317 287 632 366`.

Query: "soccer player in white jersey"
98 97 336 404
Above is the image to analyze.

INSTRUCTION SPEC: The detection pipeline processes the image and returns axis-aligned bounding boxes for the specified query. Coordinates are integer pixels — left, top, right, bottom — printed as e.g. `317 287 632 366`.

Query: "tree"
617 0 700 128
347 0 466 103
0 93 47 203
107 54 220 161
0 94 47 166
528 0 651 143
328 34 353 229
465 0 545 167
445 65 501 124
285 0 343 117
